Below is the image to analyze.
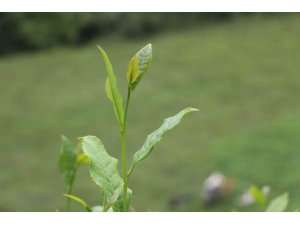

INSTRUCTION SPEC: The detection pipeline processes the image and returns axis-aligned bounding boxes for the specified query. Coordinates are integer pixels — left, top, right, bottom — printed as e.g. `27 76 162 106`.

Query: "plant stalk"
121 87 131 211
66 183 73 211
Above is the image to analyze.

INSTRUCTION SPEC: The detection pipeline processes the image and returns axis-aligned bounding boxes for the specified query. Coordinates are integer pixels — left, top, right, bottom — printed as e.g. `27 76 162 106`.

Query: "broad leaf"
80 136 123 199
77 152 89 166
128 107 199 176
63 194 92 212
127 44 152 90
112 187 133 212
266 193 289 212
58 135 77 187
250 186 266 206
98 46 124 126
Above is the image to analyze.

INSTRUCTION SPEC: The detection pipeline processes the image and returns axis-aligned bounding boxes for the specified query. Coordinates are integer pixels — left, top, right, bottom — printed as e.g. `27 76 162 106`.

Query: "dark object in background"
202 172 234 205
168 193 194 210
0 12 240 56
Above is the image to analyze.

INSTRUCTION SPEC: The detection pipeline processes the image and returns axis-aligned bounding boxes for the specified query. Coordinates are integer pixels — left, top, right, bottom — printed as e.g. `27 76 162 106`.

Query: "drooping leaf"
112 187 133 212
80 136 123 199
98 46 124 126
266 193 289 212
250 186 266 206
77 152 89 166
128 107 199 176
58 135 77 187
63 194 92 212
128 44 152 90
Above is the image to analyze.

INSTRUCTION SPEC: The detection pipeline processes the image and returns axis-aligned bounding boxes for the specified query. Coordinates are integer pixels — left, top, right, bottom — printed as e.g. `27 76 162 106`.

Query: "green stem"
121 87 131 212
66 183 73 211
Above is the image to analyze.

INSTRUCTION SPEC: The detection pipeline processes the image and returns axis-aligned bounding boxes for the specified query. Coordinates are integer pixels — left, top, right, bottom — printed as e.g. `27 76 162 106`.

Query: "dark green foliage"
0 12 241 55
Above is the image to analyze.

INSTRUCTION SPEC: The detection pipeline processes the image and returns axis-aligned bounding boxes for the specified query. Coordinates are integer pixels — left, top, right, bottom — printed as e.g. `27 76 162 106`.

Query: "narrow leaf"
80 136 123 199
63 194 92 212
128 44 152 90
105 78 113 102
98 46 124 126
266 193 289 212
77 153 89 165
250 186 266 206
128 107 199 176
58 135 77 187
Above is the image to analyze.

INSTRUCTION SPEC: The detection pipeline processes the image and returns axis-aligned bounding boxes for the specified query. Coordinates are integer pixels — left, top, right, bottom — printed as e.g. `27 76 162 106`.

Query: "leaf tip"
184 107 200 114
97 45 107 56
190 107 200 112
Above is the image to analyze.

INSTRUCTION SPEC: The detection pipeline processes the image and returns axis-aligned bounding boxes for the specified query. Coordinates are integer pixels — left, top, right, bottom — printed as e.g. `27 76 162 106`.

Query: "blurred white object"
238 185 270 206
202 172 234 204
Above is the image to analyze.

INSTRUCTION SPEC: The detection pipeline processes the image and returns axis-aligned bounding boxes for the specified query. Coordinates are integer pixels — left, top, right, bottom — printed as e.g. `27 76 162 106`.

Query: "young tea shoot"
58 44 199 212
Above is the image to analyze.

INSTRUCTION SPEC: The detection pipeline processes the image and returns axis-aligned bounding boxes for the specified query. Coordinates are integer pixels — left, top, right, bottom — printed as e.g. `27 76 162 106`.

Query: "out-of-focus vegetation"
1 13 240 55
0 13 300 212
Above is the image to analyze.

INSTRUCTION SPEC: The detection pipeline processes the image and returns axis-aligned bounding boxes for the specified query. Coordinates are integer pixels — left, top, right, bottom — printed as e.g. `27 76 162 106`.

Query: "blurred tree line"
0 13 243 55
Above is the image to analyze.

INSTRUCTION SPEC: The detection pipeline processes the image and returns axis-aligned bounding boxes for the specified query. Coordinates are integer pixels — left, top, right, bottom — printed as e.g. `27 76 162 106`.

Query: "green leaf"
128 44 152 90
98 46 124 126
105 182 124 211
126 55 139 84
128 107 199 176
58 135 77 187
63 194 92 212
77 153 89 166
112 187 133 212
266 192 289 212
80 136 123 199
105 78 113 101
250 186 266 206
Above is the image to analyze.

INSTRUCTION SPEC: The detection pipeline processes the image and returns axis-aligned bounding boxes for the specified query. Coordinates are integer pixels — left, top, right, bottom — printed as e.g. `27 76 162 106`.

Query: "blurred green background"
1 13 300 212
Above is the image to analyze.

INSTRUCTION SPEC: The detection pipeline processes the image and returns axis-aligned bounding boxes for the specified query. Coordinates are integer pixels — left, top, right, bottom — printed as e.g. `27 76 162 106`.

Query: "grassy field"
1 14 300 212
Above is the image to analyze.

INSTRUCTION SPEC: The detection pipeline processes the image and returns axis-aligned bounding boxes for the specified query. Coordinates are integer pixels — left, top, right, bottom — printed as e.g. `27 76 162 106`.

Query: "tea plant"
250 185 289 212
58 44 199 212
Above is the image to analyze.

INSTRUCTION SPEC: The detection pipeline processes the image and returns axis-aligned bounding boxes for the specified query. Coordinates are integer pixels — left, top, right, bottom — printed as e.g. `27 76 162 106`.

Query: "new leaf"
128 107 199 176
250 186 266 206
127 44 152 90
